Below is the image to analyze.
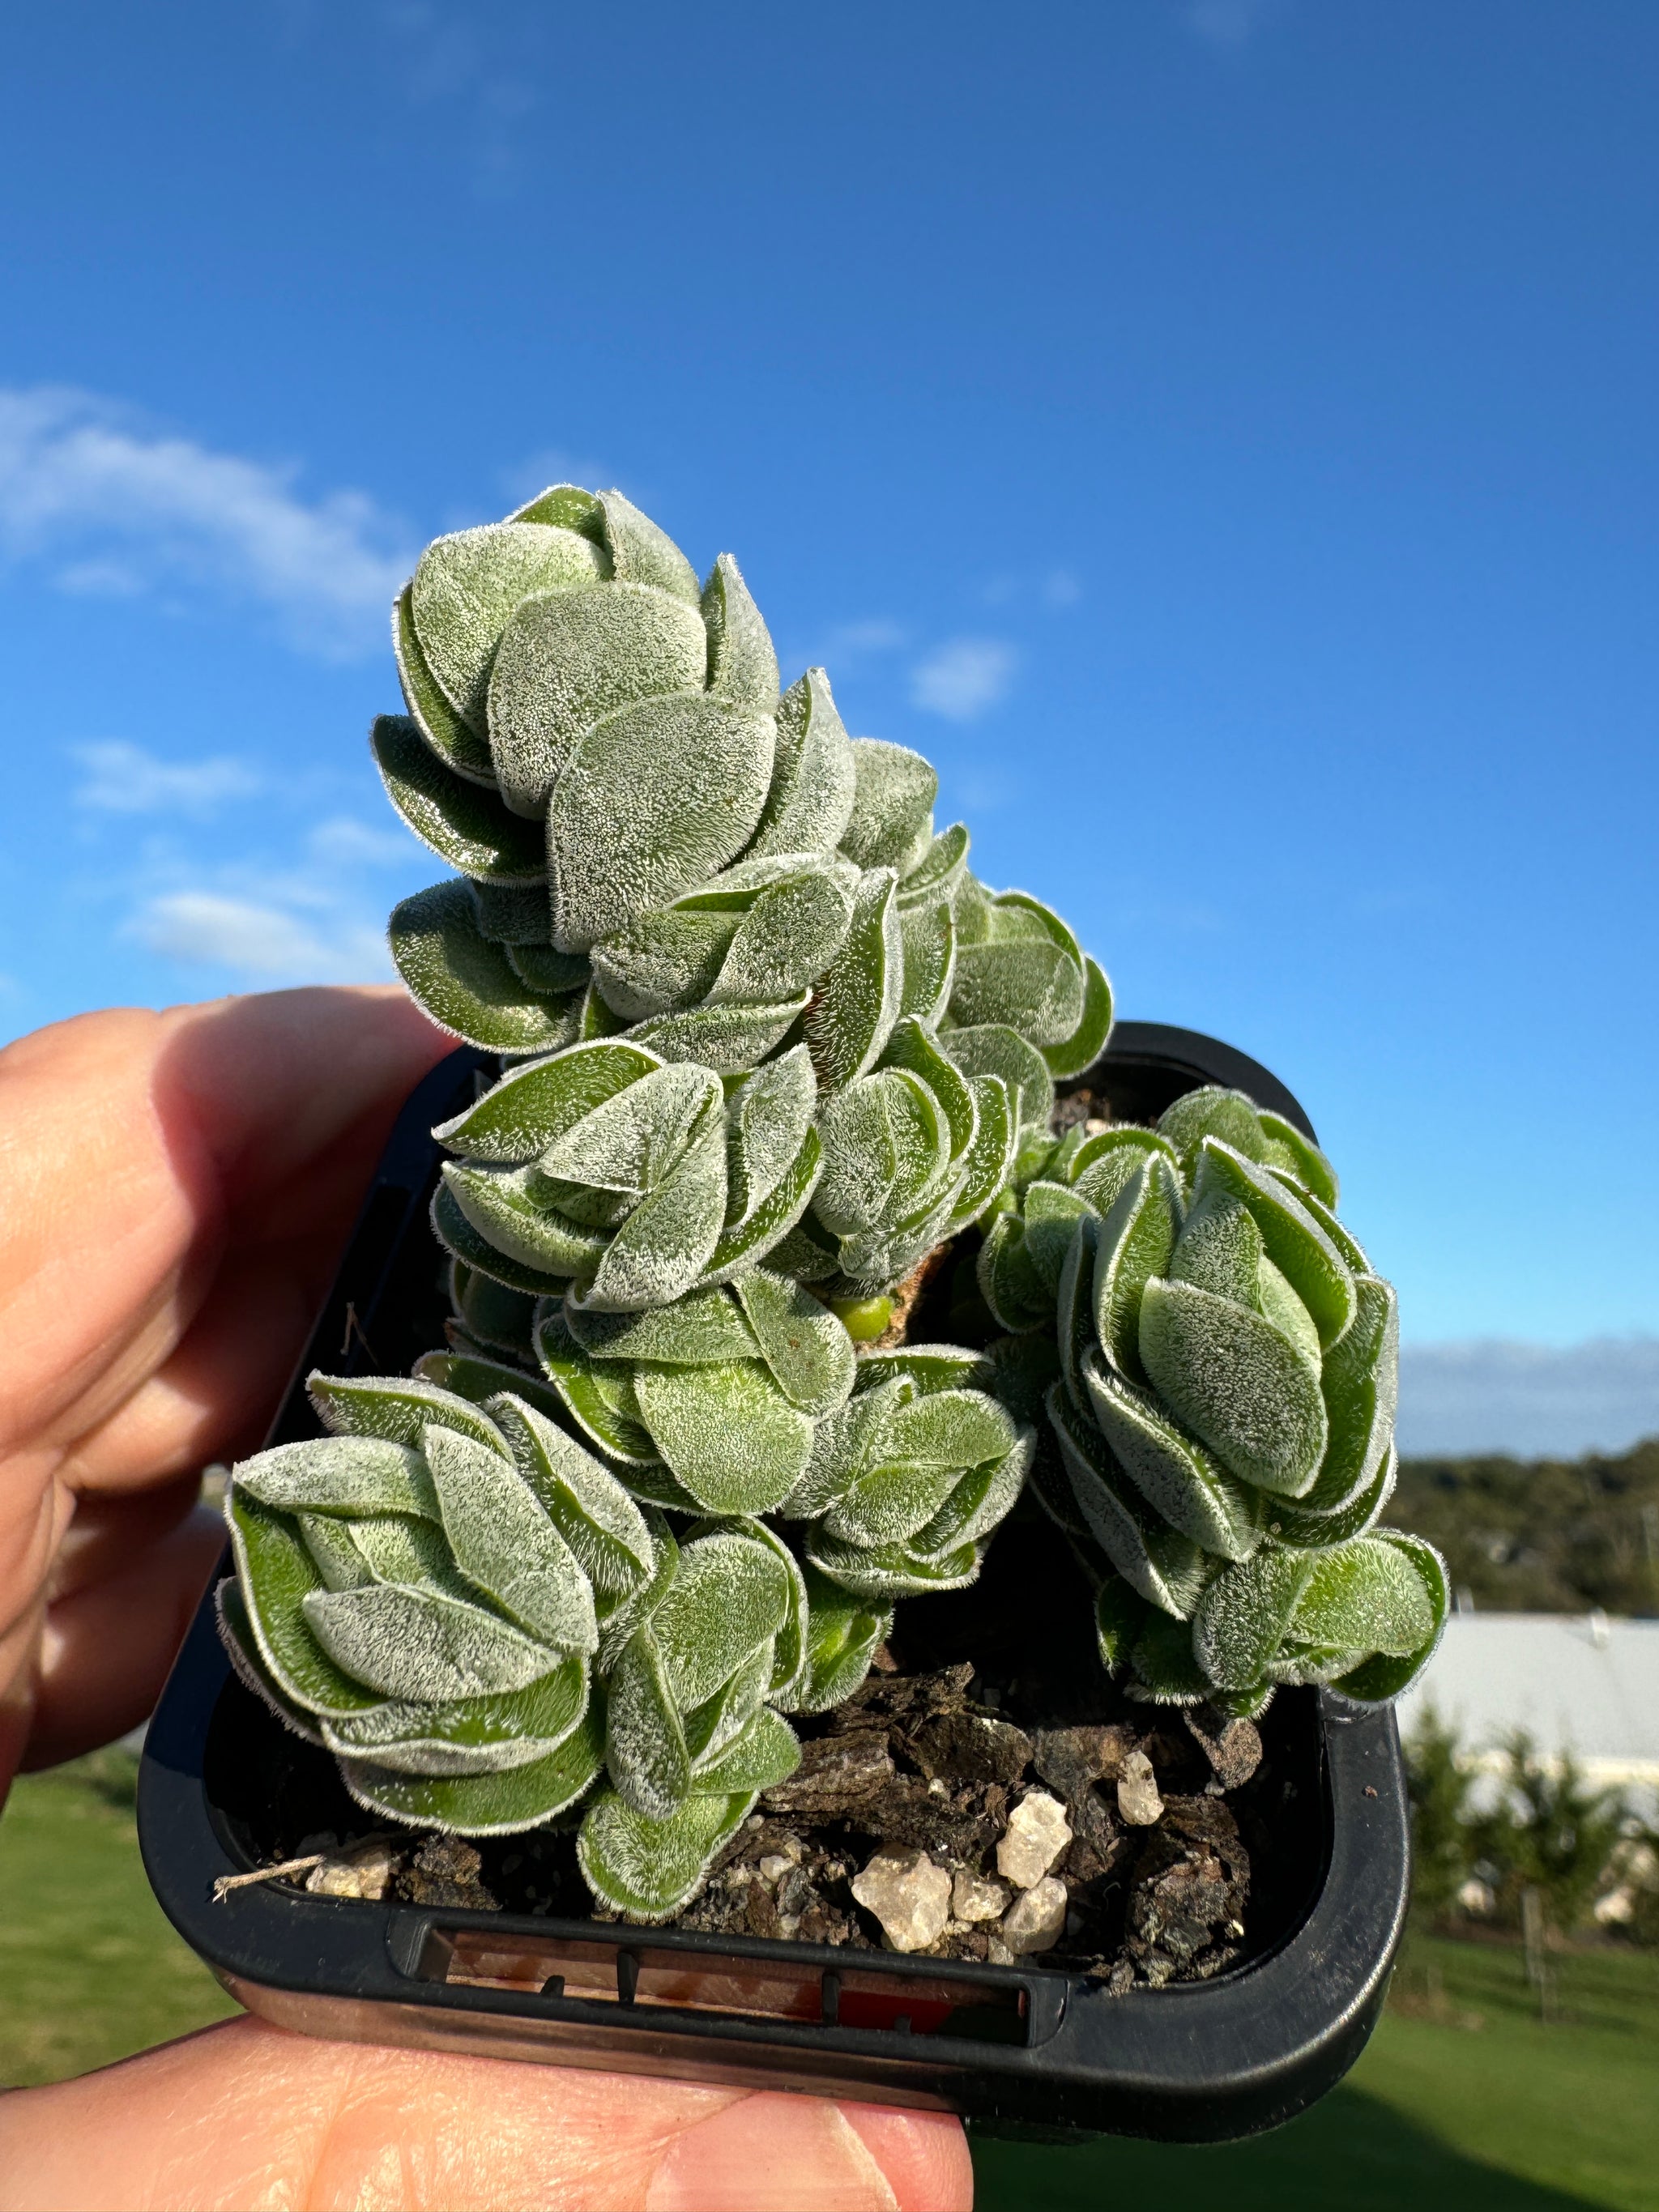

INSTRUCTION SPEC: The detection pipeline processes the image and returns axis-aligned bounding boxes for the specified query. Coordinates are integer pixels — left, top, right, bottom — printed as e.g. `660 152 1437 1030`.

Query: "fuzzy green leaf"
485 1393 655 1600
1299 1274 1398 1514
436 1039 662 1166
422 1425 598 1654
746 667 858 859
703 1127 822 1282
937 1025 1054 1134
897 822 970 910
692 1706 800 1794
390 881 578 1055
605 1625 690 1818
322 1659 588 1775
814 1068 951 1238
977 1210 1051 1333
430 1180 574 1298
1156 1086 1269 1174
1138 1276 1328 1497
1291 1532 1435 1655
950 933 1083 1047
487 581 710 816
733 1268 856 1416
301 1578 563 1702
701 553 779 707
372 717 544 882
802 1528 981 1599
896 897 957 1026
724 1046 818 1230
1129 1609 1213 1705
1257 1111 1338 1208
410 520 608 731
1079 1349 1266 1562
394 584 496 783
1191 1139 1356 1350
839 739 937 872
1192 1547 1315 1692
909 1427 1033 1554
597 490 701 603
233 1435 440 1523
533 1310 663 1465
1270 1444 1396 1550
805 867 902 1090
1092 1157 1182 1383
565 1282 757 1365
1043 956 1114 1080
633 1362 813 1514
577 1787 754 1920
548 694 776 953
1328 1534 1449 1703
441 1163 610 1280
1046 1385 1208 1617
625 995 811 1072
1095 1576 1152 1676
651 1532 791 1707
780 1563 892 1712
340 1701 605 1836
225 1490 381 1716
589 906 737 1021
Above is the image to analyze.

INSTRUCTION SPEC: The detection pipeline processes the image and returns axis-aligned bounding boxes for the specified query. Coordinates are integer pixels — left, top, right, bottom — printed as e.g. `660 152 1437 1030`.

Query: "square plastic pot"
138 1026 1410 2142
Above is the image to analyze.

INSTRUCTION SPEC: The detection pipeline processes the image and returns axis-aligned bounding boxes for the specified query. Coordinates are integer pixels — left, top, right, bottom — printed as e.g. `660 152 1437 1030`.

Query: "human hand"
0 987 972 2210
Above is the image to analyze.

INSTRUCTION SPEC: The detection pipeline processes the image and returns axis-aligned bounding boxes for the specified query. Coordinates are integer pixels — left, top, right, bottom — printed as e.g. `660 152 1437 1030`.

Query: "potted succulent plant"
138 488 1445 2141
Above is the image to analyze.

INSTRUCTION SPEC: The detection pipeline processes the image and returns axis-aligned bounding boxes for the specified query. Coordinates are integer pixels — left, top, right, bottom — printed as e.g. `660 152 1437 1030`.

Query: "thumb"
0 2014 974 2212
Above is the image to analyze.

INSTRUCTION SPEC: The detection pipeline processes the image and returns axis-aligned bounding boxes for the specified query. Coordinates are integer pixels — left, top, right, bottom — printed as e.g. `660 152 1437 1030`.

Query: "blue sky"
2 2 1657 1444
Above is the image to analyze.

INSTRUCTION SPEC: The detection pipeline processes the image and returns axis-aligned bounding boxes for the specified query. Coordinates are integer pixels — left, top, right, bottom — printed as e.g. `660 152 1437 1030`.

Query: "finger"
0 987 450 1482
22 1504 224 1768
0 2015 975 2212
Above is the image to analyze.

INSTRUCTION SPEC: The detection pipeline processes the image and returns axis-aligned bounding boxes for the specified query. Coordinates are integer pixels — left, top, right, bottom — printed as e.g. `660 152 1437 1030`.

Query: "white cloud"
909 637 1017 721
129 892 394 985
1183 0 1285 49
70 739 262 816
305 815 420 868
0 387 415 658
1397 1337 1659 1459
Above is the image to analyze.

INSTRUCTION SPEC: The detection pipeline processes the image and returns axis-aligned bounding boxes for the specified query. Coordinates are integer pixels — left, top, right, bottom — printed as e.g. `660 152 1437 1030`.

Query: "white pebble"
1117 1750 1164 1826
996 1790 1073 1889
851 1847 953 1954
1001 1877 1068 1955
952 1870 1009 1923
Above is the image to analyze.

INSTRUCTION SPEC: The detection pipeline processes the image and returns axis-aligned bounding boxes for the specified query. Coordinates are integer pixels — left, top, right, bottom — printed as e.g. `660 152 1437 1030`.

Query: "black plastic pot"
137 1024 1410 2142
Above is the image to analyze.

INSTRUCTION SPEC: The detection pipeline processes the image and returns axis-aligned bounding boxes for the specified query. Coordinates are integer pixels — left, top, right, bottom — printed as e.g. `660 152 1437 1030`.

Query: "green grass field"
2 1757 1655 2210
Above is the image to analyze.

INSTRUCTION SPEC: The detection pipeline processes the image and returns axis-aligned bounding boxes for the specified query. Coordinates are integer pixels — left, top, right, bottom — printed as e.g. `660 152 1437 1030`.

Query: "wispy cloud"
0 387 415 658
1181 0 1286 50
70 739 263 816
910 637 1017 721
1397 1336 1659 1459
981 570 1082 611
129 891 392 983
381 2 539 197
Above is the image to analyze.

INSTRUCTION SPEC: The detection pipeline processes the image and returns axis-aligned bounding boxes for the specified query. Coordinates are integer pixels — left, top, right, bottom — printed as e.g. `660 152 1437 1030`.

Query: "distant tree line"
1386 1438 1659 1615
1405 1711 1657 1947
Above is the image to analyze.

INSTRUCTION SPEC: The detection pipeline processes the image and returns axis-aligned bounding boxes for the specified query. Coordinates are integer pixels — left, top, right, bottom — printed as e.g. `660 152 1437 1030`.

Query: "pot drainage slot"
417 1927 1032 2044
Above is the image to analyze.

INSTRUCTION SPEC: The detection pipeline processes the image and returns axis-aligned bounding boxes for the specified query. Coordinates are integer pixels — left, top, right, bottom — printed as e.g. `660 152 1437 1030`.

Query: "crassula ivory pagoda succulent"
993 1086 1446 1714
221 479 1439 1931
376 484 1106 1313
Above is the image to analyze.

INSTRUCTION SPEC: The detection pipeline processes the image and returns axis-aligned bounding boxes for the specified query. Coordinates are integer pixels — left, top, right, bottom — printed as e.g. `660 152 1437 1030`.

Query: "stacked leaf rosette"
1000 1087 1447 1714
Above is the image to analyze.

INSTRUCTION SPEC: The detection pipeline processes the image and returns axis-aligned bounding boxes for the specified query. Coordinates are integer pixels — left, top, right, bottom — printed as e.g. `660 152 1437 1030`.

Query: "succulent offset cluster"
378 484 1108 1308
222 479 1444 1933
991 1085 1445 1714
222 1332 1030 1914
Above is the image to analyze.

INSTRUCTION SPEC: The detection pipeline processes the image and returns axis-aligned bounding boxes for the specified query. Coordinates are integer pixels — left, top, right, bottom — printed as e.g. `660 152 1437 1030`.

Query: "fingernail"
645 2092 899 2212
